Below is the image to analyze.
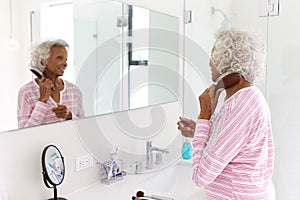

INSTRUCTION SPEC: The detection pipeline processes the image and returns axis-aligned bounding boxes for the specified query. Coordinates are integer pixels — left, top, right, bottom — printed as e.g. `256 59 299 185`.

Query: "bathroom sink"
66 159 273 200
67 160 205 200
136 161 205 200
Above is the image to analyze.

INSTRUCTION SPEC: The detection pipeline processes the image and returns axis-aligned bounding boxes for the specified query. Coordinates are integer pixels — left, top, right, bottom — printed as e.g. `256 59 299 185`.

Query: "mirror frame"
41 144 66 187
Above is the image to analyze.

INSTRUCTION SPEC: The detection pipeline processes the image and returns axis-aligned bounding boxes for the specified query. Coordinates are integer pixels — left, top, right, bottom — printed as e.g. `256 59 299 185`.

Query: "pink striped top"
192 86 274 199
17 79 84 128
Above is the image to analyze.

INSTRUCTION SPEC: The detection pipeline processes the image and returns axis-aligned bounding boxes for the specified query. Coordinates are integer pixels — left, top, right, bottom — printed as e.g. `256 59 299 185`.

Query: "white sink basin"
137 161 205 200
67 160 206 200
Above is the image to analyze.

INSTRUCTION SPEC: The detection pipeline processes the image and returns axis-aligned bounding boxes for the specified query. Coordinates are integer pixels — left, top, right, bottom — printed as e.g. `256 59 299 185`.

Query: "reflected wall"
74 1 180 117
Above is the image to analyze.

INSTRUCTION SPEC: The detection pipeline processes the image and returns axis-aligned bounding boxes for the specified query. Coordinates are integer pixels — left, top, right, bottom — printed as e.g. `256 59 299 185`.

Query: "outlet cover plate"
76 154 94 171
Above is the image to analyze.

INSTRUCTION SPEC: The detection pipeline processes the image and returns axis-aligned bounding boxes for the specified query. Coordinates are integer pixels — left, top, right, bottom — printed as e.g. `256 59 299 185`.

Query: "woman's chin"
58 71 64 76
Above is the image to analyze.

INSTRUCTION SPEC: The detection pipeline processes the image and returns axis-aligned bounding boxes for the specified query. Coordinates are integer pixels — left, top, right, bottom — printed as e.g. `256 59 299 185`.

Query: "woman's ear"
41 60 47 66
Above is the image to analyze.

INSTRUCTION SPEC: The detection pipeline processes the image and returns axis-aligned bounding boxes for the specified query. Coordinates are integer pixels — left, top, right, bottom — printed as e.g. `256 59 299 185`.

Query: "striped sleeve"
73 84 84 119
17 86 51 128
192 90 259 187
64 82 85 119
192 119 229 187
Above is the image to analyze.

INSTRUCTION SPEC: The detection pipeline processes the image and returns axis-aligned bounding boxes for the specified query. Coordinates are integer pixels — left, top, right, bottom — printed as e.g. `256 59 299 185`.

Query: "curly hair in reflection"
30 39 69 73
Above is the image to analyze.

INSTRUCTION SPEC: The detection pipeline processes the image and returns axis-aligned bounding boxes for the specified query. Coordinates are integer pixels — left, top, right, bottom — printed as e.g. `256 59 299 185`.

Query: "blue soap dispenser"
181 137 192 160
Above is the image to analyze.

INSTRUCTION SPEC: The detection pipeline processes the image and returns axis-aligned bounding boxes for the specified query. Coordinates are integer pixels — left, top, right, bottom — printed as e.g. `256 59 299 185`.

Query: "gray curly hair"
30 39 69 72
212 26 266 83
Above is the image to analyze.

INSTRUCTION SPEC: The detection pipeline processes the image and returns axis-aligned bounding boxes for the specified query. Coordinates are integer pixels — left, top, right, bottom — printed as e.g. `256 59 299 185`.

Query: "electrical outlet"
76 154 94 171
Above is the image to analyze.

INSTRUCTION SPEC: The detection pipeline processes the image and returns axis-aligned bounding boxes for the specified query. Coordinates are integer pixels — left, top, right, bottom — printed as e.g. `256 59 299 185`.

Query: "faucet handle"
155 152 163 165
134 161 143 174
146 140 152 147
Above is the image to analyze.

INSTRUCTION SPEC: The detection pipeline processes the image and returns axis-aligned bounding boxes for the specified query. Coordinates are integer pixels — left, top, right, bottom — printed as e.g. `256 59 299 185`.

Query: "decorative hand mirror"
41 145 67 200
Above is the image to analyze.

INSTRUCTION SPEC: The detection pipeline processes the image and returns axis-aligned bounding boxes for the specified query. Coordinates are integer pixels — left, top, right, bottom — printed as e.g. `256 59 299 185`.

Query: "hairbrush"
30 68 55 91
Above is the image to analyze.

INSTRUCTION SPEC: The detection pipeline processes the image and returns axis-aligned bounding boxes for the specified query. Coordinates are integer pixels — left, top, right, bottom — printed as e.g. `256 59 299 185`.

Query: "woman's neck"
225 79 252 100
43 71 62 90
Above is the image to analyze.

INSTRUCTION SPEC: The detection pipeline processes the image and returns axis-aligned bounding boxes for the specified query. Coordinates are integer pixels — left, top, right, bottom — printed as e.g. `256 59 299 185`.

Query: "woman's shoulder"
242 86 265 99
19 80 37 92
63 80 82 92
233 86 263 99
225 86 266 108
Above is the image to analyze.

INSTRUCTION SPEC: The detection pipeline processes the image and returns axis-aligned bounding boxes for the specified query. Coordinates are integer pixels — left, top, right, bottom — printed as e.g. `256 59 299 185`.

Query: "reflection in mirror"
0 2 73 133
41 144 67 200
0 0 181 133
74 1 180 117
129 5 180 110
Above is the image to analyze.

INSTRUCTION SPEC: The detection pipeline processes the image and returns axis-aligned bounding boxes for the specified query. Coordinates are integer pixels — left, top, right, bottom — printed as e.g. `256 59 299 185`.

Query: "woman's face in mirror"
44 46 68 77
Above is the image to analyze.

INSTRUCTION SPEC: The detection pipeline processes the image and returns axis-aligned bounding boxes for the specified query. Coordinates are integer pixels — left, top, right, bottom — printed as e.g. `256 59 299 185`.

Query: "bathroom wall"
265 0 300 199
0 121 100 199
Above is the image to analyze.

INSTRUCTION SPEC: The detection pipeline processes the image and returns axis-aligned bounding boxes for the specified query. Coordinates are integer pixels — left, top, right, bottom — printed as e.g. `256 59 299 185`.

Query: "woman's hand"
52 104 72 120
198 85 223 120
38 77 54 103
177 117 196 138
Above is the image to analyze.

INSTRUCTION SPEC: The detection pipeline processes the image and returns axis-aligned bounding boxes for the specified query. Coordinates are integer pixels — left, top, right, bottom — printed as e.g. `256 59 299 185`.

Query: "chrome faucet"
146 141 170 169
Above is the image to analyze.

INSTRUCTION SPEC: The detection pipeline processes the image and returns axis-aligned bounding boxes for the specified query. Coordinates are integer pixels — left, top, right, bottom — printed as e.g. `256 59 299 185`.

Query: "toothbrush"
107 146 119 181
107 161 115 181
96 161 109 177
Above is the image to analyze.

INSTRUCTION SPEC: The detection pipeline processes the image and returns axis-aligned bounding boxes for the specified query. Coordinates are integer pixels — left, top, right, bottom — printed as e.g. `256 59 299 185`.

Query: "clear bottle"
181 137 192 160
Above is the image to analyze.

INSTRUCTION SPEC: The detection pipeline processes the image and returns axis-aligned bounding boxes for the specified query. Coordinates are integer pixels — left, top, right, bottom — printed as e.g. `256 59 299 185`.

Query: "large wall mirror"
0 0 182 133
73 0 180 117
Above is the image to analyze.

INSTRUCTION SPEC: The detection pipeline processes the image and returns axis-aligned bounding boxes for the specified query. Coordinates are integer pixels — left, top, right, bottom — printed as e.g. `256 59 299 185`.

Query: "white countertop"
66 159 205 200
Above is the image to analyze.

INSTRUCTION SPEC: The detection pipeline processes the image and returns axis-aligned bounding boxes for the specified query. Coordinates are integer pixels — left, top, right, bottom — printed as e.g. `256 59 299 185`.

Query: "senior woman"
178 27 274 199
17 39 84 128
